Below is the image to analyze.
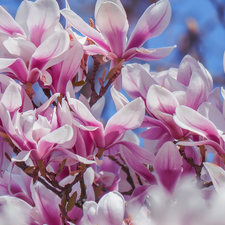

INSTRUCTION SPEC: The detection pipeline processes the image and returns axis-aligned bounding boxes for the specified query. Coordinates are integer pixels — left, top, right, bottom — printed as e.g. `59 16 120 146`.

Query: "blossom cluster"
0 0 225 224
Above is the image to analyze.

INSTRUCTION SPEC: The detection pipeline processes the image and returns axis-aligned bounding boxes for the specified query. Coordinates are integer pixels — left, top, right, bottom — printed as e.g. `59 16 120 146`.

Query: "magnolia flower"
62 0 174 62
0 0 70 87
61 0 175 89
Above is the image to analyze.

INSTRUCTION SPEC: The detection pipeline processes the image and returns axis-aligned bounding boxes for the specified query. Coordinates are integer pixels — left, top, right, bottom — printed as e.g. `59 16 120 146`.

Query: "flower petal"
185 69 209 110
95 2 128 57
15 0 33 37
153 141 182 194
95 0 126 18
30 30 70 70
0 6 25 36
126 0 171 50
61 8 110 51
177 54 200 86
57 40 83 95
0 58 29 83
3 37 36 63
97 191 125 225
37 124 73 158
105 97 145 147
146 84 179 114
204 162 225 195
133 46 175 61
174 106 220 144
1 83 22 112
27 0 60 46
121 148 157 185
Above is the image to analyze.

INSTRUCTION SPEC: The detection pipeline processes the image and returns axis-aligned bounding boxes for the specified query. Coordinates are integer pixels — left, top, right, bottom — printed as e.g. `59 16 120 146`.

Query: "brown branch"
16 162 63 198
179 145 213 188
84 56 100 107
84 56 122 107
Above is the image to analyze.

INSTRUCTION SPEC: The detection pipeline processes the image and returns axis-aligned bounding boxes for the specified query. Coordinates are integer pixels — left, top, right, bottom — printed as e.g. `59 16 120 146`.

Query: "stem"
84 56 122 107
179 145 211 188
16 162 63 198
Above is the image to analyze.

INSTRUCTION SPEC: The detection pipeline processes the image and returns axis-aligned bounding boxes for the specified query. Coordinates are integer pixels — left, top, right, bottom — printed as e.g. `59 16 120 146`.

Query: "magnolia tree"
0 0 225 224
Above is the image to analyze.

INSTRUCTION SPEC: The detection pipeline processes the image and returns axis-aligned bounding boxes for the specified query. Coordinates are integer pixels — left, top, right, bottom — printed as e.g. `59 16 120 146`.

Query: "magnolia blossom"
61 0 175 89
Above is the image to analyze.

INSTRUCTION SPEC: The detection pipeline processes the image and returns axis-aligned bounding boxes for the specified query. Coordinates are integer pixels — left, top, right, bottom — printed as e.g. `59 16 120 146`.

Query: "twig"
16 161 63 198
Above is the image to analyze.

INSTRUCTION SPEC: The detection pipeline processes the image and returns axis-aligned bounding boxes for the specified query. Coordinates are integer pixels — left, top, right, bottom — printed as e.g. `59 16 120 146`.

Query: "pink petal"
133 46 175 61
27 0 60 46
177 54 200 86
27 68 42 84
151 109 185 139
174 106 220 144
83 201 98 225
67 96 105 148
111 86 129 111
95 0 126 19
122 64 146 99
61 8 110 52
0 104 31 151
37 124 73 158
185 69 209 110
197 102 225 133
207 87 223 113
45 147 95 165
57 40 83 94
105 98 145 147
137 69 157 98
91 96 105 120
3 37 36 63
31 183 61 225
204 162 225 195
1 83 22 112
121 149 157 185
83 45 108 56
177 140 225 156
95 2 128 57
126 185 150 217
97 191 125 225
36 93 60 114
15 0 33 37
0 6 25 36
146 84 179 114
0 58 29 83
126 0 171 50
30 30 70 70
119 141 155 165
153 141 182 194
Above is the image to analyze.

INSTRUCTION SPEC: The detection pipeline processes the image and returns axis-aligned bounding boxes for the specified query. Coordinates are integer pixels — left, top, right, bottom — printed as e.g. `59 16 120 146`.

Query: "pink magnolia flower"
67 92 156 184
124 55 214 142
61 0 175 89
0 0 70 88
0 0 61 47
61 0 174 62
0 30 70 87
0 92 94 167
